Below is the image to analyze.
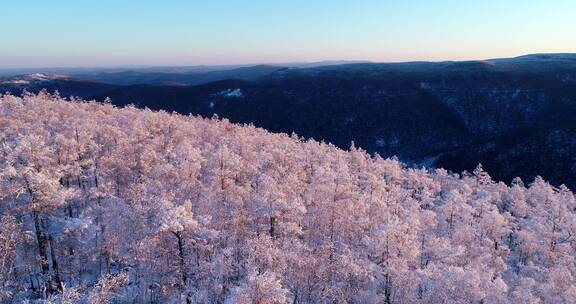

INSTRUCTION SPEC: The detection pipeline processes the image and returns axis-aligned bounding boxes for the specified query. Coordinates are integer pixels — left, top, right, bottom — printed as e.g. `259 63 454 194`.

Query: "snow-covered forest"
1 92 576 303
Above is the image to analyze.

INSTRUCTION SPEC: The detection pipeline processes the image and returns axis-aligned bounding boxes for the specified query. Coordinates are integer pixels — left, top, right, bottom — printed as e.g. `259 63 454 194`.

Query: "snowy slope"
1 93 575 303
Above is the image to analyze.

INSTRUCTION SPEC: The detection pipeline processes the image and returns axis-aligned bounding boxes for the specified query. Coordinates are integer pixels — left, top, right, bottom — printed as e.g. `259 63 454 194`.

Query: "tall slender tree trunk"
26 175 53 296
174 232 191 304
48 233 64 292
32 210 53 296
269 199 276 238
384 273 392 304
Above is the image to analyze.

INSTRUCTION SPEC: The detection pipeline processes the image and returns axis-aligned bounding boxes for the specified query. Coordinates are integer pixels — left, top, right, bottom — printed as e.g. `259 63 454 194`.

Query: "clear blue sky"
2 0 575 68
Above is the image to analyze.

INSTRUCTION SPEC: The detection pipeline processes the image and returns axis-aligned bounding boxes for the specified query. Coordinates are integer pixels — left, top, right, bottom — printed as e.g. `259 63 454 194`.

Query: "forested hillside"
1 92 576 303
3 54 576 188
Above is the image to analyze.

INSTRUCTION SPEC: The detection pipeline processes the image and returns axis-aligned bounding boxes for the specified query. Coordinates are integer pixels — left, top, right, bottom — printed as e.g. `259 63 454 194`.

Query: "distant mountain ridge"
2 53 576 188
0 60 369 77
71 65 289 86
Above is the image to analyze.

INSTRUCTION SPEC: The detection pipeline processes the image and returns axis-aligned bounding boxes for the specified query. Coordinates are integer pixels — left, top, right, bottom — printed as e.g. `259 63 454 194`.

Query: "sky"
2 0 575 68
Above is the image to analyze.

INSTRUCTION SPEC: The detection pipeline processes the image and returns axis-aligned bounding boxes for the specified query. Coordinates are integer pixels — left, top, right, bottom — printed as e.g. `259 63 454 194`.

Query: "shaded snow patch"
214 88 243 98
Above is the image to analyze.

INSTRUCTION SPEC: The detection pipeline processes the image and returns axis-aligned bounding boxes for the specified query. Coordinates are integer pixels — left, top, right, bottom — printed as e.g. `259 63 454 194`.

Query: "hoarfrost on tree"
1 92 576 303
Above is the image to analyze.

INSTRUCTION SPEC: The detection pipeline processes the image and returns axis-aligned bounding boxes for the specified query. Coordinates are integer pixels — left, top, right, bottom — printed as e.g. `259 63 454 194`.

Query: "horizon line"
1 52 575 71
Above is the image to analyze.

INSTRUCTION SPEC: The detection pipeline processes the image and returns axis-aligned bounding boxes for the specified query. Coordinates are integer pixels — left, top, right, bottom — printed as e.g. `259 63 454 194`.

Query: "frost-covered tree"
1 92 576 303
